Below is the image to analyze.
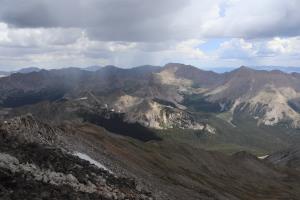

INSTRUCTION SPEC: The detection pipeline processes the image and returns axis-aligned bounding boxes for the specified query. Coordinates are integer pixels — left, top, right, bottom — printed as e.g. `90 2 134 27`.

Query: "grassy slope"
155 111 300 155
67 123 300 200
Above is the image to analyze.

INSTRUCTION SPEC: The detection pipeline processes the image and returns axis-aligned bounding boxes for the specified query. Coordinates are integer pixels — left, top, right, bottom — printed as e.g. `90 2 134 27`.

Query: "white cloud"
211 36 300 67
0 23 10 43
267 37 300 54
0 22 82 48
107 42 137 52
175 39 207 59
217 38 257 60
202 0 300 38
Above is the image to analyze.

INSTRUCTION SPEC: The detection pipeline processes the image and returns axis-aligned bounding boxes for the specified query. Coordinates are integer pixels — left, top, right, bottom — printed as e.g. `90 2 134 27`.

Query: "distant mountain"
210 67 236 73
84 65 161 72
1 63 300 154
4 65 300 76
0 67 41 77
205 66 300 127
211 66 300 73
17 67 41 74
152 64 300 128
84 65 103 71
0 71 10 78
1 63 300 129
251 66 300 73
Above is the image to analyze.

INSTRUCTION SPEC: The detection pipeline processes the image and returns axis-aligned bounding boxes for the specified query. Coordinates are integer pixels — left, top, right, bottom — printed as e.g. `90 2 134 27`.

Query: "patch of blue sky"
199 38 227 52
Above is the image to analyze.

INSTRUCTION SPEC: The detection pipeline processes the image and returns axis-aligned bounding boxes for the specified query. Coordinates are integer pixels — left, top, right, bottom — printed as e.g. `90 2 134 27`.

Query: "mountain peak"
17 67 41 74
235 66 254 72
99 65 121 72
84 65 102 71
164 63 194 69
230 66 256 76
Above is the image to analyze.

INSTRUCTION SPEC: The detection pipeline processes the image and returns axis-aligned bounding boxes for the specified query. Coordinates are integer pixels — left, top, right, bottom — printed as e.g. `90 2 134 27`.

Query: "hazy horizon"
2 63 300 74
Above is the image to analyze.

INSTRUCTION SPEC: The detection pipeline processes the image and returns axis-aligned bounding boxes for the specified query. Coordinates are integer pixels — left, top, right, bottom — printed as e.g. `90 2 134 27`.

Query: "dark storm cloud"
0 0 189 41
1 0 300 41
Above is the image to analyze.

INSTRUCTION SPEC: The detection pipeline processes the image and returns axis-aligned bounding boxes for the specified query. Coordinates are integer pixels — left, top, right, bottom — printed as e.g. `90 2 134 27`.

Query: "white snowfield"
76 97 88 101
73 152 112 173
258 155 269 159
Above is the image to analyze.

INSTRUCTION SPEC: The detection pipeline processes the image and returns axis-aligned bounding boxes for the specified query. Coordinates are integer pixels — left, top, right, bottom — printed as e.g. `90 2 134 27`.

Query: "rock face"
123 99 208 130
0 116 154 200
200 67 300 128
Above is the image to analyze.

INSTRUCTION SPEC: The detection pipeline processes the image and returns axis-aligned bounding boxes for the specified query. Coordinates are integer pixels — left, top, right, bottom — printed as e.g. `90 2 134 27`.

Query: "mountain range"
1 63 300 129
1 63 300 199
2 65 300 77
0 67 41 77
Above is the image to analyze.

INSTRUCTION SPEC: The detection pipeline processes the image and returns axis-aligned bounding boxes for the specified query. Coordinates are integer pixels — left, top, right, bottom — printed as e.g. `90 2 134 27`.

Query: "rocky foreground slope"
1 115 300 200
0 116 153 200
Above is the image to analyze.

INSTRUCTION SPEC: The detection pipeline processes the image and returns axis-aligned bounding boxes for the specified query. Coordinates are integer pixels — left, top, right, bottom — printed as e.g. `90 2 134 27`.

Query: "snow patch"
73 152 111 173
76 97 88 101
258 155 269 160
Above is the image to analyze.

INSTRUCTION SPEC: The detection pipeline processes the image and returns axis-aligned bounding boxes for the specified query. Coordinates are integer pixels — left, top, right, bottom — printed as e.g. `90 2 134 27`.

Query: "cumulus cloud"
202 0 300 38
0 23 81 47
213 36 300 67
267 37 300 55
175 39 207 59
218 39 257 60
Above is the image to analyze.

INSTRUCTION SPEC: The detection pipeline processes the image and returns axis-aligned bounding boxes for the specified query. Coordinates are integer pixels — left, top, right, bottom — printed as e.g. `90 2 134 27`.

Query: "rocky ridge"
0 115 154 200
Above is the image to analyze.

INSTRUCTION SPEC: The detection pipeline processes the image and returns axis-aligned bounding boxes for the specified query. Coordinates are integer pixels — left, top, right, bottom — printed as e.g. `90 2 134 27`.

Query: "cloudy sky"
0 0 299 71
